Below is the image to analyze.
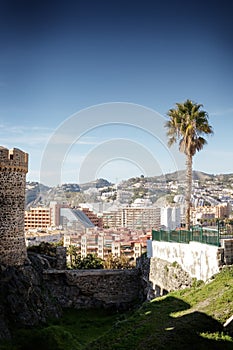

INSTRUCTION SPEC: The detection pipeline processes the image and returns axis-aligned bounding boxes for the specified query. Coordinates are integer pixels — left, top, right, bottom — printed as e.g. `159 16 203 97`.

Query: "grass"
0 309 122 350
1 266 233 349
85 296 232 350
85 266 233 350
172 266 233 323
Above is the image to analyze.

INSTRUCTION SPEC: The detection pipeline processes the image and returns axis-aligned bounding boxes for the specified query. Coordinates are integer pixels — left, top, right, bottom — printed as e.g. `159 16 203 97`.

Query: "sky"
0 0 233 186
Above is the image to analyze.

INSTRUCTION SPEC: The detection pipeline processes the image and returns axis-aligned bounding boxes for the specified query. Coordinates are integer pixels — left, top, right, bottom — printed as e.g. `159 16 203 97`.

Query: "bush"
27 242 57 257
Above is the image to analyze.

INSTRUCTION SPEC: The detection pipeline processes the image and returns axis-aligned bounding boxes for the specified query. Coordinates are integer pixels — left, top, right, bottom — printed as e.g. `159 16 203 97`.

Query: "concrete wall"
149 240 224 281
43 268 143 310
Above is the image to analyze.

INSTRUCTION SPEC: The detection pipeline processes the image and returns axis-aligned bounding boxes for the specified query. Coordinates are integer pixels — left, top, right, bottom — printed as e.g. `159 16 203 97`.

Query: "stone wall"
136 254 192 299
222 239 233 265
55 246 67 270
0 254 62 340
0 147 28 266
149 258 192 296
43 268 143 310
149 240 224 281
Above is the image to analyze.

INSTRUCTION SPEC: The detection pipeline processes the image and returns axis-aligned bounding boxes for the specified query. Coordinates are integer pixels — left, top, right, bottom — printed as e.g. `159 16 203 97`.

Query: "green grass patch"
172 266 233 323
0 309 122 350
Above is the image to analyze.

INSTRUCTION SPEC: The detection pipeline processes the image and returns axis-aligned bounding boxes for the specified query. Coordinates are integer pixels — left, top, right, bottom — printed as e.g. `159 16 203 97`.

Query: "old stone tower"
0 146 28 266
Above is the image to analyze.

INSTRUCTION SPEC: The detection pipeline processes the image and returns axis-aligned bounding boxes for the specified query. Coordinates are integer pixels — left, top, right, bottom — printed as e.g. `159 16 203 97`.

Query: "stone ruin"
0 146 28 266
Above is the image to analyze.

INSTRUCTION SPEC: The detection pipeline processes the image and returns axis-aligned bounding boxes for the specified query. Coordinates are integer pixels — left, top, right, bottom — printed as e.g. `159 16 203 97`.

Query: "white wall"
150 240 221 281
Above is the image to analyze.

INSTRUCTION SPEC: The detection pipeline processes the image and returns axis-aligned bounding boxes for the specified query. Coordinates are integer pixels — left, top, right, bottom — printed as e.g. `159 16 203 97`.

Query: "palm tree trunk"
185 154 192 230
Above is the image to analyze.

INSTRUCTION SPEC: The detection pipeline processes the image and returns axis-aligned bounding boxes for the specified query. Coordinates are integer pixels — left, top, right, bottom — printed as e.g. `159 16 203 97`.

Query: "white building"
131 198 152 207
116 190 133 203
160 206 181 230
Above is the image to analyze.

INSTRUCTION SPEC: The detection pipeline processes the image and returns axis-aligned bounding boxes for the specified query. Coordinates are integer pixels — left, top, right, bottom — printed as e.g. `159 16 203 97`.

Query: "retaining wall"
43 268 143 310
149 240 224 281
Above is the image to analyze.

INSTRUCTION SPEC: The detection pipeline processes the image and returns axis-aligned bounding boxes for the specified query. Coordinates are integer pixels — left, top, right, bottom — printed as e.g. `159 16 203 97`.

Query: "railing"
152 227 220 246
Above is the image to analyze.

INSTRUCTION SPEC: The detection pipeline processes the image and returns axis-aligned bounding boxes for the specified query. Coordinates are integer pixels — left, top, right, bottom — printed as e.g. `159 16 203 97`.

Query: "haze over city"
0 0 233 185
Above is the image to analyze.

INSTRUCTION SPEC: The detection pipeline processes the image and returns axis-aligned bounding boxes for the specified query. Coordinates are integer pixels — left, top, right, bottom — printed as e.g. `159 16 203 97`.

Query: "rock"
0 254 62 339
224 315 233 335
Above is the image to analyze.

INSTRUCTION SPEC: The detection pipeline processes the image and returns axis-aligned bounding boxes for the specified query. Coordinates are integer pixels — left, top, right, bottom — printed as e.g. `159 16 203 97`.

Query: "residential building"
80 207 103 228
25 202 62 230
160 206 181 230
60 207 95 232
102 206 160 229
25 207 52 230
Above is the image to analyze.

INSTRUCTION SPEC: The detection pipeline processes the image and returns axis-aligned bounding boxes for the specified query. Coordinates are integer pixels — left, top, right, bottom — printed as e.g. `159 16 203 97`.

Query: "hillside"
25 171 233 207
3 266 233 349
85 266 233 350
79 178 112 191
25 179 112 207
25 182 51 208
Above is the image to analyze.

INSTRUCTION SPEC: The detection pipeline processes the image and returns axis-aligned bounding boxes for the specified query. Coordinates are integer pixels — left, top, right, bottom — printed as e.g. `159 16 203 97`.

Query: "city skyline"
0 1 233 185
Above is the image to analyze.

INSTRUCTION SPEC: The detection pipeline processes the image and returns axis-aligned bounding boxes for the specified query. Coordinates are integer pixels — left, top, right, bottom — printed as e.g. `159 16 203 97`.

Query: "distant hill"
25 178 112 207
157 170 216 182
120 170 233 186
118 170 213 188
26 182 51 208
79 178 112 191
60 183 80 192
25 171 233 207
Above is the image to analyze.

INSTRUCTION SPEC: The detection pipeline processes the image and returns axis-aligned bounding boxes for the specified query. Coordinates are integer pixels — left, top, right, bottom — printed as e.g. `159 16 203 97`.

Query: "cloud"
48 132 100 146
0 123 100 148
210 107 233 116
0 125 51 146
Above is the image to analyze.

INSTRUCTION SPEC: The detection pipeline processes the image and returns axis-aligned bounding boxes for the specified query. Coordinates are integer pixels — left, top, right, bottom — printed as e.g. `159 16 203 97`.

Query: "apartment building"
215 202 232 218
102 206 160 229
25 207 52 230
60 207 94 232
191 203 232 225
25 202 95 233
160 206 181 230
64 228 148 261
122 207 160 229
81 207 103 228
25 202 62 230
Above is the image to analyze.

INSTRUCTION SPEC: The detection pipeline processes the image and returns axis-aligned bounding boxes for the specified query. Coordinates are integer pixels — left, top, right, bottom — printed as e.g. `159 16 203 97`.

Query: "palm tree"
165 99 213 230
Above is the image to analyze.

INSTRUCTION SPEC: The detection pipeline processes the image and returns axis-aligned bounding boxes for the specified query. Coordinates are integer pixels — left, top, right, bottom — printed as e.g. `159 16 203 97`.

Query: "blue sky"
0 0 233 185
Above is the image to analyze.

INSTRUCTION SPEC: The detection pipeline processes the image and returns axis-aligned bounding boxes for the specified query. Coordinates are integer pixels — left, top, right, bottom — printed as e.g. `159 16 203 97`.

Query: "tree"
72 254 104 269
67 245 80 267
103 253 132 269
165 99 213 229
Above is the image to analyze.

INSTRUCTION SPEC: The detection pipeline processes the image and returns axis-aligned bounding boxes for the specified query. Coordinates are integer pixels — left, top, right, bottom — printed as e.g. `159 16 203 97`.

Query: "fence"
152 227 220 246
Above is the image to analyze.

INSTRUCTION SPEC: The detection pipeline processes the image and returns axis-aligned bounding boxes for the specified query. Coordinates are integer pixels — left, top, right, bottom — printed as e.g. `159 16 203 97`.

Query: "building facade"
25 207 52 230
102 206 161 229
160 206 181 230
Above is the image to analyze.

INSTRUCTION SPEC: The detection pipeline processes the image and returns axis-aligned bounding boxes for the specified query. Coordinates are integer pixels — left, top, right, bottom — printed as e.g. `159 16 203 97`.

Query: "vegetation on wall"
27 241 63 257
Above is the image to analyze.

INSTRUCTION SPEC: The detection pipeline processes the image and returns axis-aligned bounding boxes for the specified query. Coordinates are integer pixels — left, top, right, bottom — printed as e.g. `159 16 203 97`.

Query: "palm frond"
165 99 213 156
